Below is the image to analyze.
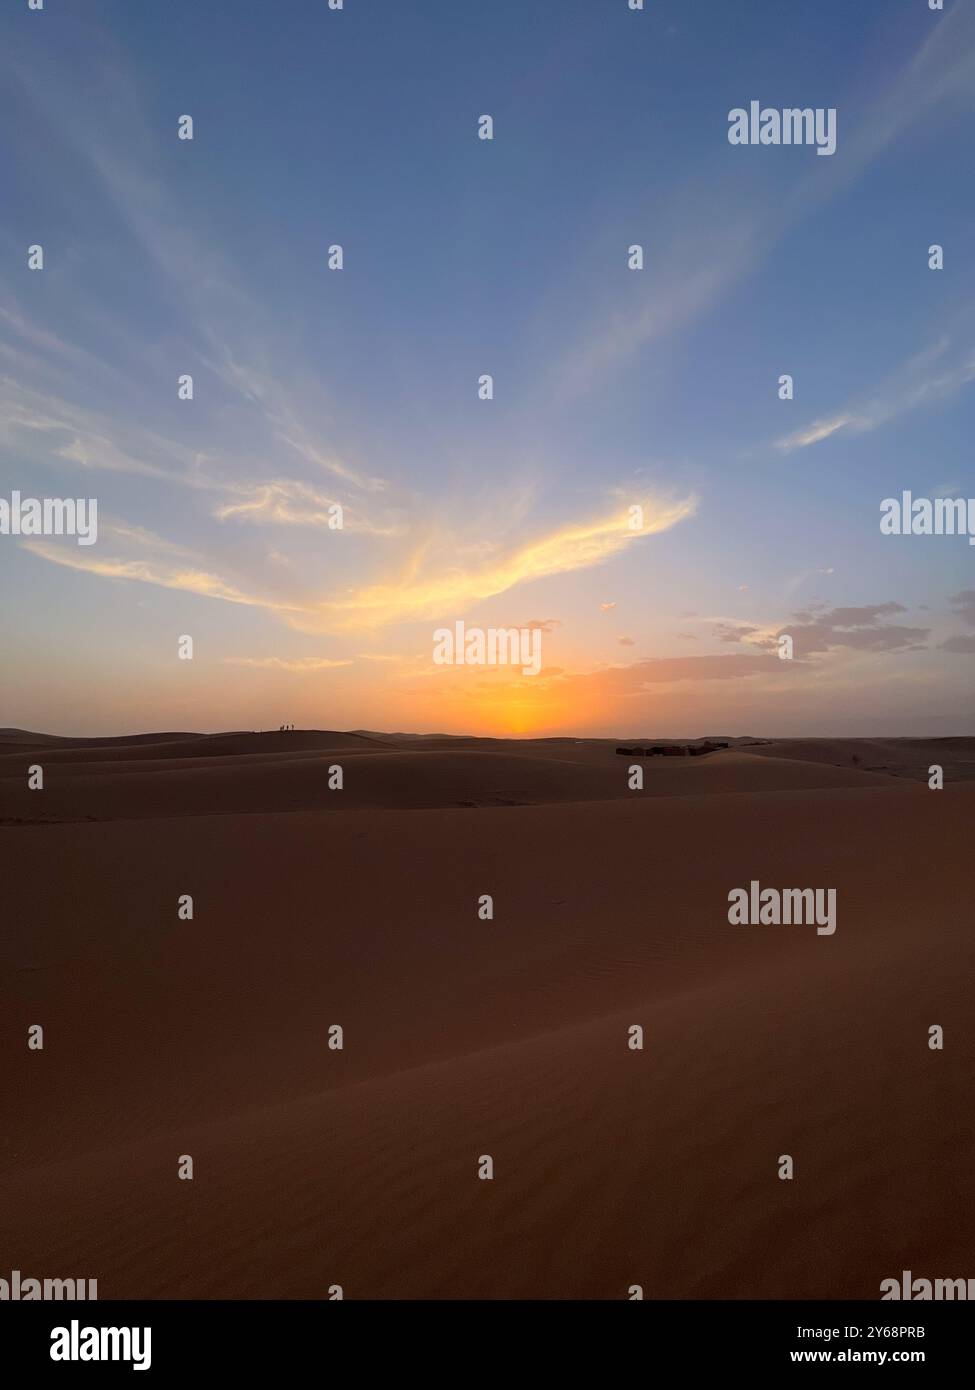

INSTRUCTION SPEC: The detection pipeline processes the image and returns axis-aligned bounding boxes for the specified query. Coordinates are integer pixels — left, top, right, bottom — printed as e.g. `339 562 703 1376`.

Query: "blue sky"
1 0 973 736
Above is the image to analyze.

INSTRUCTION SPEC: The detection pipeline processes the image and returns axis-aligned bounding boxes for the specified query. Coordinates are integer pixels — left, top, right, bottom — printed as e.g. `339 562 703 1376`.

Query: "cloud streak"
560 2 975 393
298 494 698 631
21 540 303 612
215 479 402 536
776 342 975 453
225 656 353 671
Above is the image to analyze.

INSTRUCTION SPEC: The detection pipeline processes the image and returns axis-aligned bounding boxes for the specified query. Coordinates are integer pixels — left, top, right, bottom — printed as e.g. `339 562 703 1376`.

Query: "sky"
1 0 973 738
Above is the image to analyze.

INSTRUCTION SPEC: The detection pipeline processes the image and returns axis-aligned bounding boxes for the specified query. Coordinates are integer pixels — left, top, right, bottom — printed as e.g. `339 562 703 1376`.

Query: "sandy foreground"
1 730 972 1299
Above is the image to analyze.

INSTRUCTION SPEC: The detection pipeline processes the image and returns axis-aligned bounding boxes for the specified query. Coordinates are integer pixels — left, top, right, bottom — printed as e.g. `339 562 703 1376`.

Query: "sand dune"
0 739 907 824
0 728 200 751
749 737 975 783
0 727 386 765
2 730 972 1298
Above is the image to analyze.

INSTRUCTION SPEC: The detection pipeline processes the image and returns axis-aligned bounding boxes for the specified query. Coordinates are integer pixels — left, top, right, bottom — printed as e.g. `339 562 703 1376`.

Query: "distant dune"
0 730 951 825
2 729 972 1297
747 737 975 783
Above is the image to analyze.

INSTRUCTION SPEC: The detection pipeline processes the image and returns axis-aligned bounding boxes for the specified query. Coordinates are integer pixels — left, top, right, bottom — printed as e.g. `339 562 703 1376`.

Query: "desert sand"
1 729 972 1299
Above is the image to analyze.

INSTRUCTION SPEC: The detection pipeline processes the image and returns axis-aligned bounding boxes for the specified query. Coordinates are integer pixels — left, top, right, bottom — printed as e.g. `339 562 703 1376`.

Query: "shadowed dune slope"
0 742 909 823
749 737 975 782
3 776 972 1298
0 728 387 764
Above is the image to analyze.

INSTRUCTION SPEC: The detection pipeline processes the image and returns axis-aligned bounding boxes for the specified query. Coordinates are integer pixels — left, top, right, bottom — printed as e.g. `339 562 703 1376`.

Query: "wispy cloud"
97 517 197 557
0 32 394 531
0 377 195 484
553 652 785 689
298 493 698 631
21 540 303 612
559 3 975 392
775 340 975 453
201 349 391 496
215 479 401 536
775 414 859 452
225 656 353 671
